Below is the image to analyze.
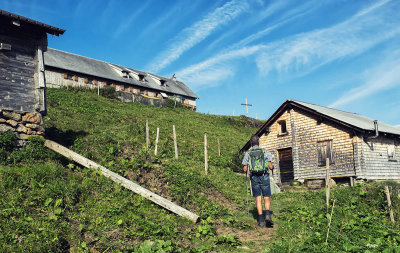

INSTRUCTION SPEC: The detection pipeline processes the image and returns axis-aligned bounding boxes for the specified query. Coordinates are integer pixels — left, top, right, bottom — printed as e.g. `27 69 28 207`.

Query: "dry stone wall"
0 109 44 145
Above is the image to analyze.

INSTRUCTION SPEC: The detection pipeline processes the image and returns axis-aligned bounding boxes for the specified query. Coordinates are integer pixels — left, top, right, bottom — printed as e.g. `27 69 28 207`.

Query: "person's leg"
256 196 263 215
251 175 265 227
264 196 271 211
261 174 273 226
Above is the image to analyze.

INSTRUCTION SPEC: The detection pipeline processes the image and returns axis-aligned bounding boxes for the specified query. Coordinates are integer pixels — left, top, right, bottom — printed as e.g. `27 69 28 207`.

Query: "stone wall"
0 110 44 145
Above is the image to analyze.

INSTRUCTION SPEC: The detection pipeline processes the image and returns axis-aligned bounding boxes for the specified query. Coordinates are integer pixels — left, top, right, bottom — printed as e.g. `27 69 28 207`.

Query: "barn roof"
241 99 400 152
44 48 198 99
0 9 65 36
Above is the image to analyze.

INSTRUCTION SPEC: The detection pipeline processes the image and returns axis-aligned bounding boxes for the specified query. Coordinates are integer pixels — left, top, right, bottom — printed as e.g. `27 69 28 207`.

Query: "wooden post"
384 185 395 223
97 82 100 96
146 120 149 149
44 140 199 222
173 125 178 159
154 127 159 155
217 138 221 156
204 133 208 175
350 177 354 187
326 158 330 208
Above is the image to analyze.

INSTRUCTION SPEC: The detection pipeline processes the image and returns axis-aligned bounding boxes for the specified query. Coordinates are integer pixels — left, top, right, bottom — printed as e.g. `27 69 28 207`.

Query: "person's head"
250 135 259 147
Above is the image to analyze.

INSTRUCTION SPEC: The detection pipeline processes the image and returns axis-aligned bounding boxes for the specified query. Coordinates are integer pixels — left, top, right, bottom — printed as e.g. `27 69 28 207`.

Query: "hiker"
242 135 274 227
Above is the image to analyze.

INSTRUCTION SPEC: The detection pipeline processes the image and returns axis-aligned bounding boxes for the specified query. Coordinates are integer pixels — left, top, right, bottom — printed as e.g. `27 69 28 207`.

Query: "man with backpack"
242 135 274 227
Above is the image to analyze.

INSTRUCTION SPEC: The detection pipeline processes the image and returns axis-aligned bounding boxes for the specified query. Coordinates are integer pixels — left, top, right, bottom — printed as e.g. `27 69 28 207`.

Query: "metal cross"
241 97 252 117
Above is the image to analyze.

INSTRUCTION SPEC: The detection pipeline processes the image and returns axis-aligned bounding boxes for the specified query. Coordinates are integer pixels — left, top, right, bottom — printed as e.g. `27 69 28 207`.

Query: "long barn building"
242 100 400 183
44 48 198 110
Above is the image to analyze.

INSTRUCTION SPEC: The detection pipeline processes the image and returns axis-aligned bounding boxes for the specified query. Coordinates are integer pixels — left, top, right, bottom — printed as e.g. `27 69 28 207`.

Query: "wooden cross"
241 97 252 117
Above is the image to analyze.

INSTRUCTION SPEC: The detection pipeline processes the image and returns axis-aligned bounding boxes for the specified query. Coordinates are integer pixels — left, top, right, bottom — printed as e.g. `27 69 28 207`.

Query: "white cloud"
176 45 264 90
146 0 249 72
113 1 151 39
176 0 400 89
329 53 400 108
255 0 399 77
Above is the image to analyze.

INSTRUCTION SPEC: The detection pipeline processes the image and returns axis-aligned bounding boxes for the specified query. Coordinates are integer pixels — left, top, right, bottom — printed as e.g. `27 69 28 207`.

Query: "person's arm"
265 150 274 170
242 151 249 173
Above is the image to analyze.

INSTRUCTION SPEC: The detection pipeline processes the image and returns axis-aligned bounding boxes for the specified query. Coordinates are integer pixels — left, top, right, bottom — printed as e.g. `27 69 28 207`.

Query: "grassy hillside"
1 88 399 252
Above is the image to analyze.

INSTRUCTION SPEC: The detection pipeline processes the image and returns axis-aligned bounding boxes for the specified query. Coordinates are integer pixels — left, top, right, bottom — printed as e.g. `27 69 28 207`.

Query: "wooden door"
278 148 294 183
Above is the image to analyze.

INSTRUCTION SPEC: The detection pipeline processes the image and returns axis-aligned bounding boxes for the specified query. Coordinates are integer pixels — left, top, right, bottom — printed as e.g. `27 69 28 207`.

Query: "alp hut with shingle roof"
242 99 400 185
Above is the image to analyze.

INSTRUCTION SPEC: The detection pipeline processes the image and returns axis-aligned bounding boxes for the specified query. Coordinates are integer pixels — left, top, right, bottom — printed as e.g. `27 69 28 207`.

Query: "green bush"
0 131 16 152
100 86 117 99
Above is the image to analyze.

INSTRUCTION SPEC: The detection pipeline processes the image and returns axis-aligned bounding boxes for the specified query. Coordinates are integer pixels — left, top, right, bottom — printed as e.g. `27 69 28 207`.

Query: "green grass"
1 87 399 252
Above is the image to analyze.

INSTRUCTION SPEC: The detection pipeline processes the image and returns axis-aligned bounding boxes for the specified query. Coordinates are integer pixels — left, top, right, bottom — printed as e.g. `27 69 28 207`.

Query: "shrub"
100 86 117 99
0 131 16 152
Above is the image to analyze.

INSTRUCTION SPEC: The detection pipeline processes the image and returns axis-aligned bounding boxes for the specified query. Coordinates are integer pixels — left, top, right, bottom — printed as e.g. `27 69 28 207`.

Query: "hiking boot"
264 211 274 227
257 215 265 228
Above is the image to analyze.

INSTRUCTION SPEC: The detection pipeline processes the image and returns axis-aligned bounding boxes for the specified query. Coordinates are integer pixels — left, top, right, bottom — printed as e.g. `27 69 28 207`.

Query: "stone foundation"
0 110 44 146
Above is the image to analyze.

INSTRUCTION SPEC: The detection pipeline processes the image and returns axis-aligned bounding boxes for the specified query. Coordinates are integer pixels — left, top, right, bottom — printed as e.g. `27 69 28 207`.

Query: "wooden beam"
44 140 199 222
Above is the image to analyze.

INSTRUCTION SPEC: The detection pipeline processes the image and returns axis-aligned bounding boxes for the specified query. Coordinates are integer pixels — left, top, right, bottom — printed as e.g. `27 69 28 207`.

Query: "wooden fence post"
173 125 178 159
326 158 330 208
146 120 149 149
204 133 208 175
384 185 395 223
217 138 221 156
154 127 159 155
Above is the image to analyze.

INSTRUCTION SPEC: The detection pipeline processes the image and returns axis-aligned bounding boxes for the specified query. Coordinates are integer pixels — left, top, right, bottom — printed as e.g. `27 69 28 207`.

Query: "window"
84 78 93 84
278 120 287 135
388 144 396 161
138 74 145 82
74 75 78 82
317 140 334 166
63 73 73 80
160 79 167 87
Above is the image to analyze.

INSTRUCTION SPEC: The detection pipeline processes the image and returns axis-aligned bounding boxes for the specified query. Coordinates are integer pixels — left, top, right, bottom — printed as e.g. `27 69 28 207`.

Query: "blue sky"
2 0 400 126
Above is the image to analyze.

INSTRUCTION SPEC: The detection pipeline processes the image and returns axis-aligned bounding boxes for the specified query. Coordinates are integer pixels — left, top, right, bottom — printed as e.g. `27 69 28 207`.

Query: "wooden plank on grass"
44 139 199 222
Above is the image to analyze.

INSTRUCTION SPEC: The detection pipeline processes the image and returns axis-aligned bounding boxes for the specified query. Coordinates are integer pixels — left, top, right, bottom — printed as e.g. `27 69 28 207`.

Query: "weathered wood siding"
294 109 356 179
361 136 400 180
259 110 293 183
0 36 44 112
260 108 357 181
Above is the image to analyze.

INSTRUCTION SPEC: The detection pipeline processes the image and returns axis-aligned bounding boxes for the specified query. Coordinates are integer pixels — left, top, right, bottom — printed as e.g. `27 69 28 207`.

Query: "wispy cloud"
176 0 400 90
329 50 400 108
255 0 399 78
113 1 152 39
146 0 250 73
176 45 265 90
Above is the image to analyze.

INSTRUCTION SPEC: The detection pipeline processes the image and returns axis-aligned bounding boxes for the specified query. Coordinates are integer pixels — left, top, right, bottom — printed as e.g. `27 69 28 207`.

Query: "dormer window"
160 80 167 87
121 70 130 78
278 120 287 135
138 74 145 82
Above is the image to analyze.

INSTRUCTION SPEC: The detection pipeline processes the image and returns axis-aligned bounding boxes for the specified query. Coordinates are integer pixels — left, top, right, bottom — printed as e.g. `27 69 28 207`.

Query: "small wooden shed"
0 10 64 143
242 100 400 184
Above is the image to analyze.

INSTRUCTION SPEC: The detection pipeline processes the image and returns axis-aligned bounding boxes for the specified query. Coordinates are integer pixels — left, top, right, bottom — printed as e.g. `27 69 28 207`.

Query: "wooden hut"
0 10 64 143
242 100 400 184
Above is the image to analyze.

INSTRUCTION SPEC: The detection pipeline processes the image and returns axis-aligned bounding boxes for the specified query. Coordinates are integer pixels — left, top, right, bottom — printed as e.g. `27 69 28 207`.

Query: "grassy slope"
1 88 399 252
1 88 263 252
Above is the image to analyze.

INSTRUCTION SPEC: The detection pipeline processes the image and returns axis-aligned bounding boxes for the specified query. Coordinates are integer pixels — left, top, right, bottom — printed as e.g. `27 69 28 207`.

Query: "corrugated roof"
44 48 198 99
0 9 65 36
290 99 400 135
